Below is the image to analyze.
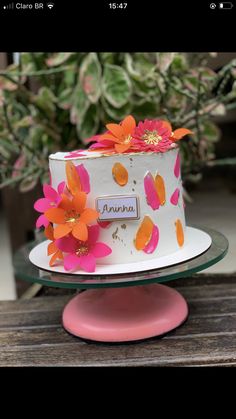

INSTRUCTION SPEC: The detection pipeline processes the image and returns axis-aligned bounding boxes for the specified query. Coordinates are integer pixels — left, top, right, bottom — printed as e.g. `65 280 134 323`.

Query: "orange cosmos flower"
44 224 64 267
45 192 99 241
99 115 136 153
161 120 193 142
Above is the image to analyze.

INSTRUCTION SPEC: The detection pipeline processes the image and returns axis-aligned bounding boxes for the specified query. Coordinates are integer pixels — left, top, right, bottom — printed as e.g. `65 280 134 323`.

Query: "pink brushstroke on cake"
174 152 180 178
143 225 159 254
64 150 86 158
144 172 160 210
75 164 90 194
170 188 180 206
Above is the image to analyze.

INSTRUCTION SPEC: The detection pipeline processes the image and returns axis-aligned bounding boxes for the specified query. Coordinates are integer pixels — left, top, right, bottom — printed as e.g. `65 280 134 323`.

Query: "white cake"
49 147 185 265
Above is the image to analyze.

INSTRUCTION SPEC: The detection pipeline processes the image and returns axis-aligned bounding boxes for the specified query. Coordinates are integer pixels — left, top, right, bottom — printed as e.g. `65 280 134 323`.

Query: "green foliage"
0 52 236 191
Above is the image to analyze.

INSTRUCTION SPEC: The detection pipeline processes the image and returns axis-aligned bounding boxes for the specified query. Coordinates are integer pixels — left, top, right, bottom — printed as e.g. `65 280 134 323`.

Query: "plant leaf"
102 64 131 108
79 53 102 104
46 53 75 67
70 82 89 125
77 105 99 142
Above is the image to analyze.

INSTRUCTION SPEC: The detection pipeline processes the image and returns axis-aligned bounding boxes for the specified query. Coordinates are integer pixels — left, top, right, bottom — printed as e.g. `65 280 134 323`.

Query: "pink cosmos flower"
64 149 86 158
87 132 116 154
84 134 104 145
56 225 112 272
133 119 173 152
34 182 65 228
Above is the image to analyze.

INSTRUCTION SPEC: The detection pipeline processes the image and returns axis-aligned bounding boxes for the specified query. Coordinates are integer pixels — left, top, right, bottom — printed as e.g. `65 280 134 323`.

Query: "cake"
34 115 192 272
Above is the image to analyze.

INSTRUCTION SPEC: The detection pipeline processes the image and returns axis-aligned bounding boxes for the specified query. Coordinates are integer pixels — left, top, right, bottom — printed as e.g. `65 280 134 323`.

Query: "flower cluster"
34 161 112 272
89 115 192 154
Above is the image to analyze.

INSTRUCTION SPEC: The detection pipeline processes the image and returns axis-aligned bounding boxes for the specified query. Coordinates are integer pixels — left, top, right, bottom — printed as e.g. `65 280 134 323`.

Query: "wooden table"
1 274 236 366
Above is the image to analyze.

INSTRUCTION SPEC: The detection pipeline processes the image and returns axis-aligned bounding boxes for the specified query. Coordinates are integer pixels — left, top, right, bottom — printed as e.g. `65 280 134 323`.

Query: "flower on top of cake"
89 115 136 153
34 161 112 272
88 115 192 154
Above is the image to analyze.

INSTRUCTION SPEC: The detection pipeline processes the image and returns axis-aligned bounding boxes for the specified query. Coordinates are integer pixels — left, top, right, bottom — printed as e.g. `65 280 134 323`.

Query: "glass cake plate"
13 225 228 343
28 226 212 276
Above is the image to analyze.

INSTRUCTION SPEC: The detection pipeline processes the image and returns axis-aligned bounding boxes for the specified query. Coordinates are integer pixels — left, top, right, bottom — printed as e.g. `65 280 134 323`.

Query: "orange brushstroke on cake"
175 219 184 247
134 216 154 250
155 174 166 205
65 161 81 195
112 162 128 186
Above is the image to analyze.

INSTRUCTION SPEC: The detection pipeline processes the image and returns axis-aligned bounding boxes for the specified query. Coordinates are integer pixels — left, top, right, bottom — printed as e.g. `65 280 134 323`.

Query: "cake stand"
13 226 228 343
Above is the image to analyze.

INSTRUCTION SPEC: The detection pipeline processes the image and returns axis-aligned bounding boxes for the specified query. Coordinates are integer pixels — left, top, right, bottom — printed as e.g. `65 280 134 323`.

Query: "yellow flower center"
123 134 132 144
142 130 162 145
76 243 89 256
65 210 79 224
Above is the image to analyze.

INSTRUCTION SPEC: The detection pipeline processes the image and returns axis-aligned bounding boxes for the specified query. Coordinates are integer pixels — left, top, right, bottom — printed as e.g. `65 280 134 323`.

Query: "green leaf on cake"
102 64 131 108
79 53 102 104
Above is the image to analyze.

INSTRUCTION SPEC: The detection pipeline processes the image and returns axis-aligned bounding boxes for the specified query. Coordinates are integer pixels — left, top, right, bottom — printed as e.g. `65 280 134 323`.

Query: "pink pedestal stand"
62 284 188 342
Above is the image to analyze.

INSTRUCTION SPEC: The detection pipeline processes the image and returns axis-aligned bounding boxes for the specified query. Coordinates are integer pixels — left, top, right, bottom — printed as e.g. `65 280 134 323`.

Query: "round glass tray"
13 225 228 290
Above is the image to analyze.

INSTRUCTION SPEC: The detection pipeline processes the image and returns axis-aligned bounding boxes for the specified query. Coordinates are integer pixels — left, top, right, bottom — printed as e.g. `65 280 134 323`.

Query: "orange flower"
44 224 64 267
45 192 99 241
99 115 136 153
161 120 193 142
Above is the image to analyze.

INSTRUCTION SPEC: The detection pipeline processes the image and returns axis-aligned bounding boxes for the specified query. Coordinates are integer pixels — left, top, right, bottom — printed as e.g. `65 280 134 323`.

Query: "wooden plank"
188 298 236 317
1 334 236 366
0 314 236 346
0 310 61 328
1 294 236 329
0 277 235 315
172 274 236 287
1 276 236 366
0 295 70 314
176 283 236 299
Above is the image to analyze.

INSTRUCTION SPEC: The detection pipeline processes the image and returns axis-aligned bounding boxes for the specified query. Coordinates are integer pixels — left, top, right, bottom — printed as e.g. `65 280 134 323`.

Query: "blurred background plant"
1 52 236 192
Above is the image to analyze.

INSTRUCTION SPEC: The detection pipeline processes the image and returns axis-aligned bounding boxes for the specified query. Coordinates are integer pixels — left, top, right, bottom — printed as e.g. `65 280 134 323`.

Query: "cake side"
34 114 192 273
49 148 185 264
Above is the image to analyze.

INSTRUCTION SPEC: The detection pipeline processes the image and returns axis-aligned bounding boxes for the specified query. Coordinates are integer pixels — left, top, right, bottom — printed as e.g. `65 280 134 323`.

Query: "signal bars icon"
47 2 54 9
3 3 14 9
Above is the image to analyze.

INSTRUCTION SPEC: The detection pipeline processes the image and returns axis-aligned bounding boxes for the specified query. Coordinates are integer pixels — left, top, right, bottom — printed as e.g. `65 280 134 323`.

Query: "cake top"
50 115 192 160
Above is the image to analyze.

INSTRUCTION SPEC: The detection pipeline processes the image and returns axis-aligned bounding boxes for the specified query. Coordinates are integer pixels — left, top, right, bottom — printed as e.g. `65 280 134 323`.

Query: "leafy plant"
0 52 236 192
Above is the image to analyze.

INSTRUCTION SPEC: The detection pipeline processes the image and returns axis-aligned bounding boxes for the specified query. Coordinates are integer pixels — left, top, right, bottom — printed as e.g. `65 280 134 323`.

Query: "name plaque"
96 195 140 221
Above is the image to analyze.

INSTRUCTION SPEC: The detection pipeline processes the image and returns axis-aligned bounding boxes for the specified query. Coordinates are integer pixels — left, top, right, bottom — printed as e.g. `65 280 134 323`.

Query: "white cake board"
29 227 212 276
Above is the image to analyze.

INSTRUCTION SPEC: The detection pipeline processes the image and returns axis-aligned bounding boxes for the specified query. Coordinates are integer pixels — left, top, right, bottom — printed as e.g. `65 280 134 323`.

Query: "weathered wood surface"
1 274 236 367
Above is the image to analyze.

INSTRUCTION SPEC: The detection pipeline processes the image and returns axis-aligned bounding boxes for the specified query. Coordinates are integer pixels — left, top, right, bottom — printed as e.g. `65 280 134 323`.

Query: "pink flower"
84 134 101 144
87 133 116 153
64 149 86 158
133 119 173 152
34 182 65 228
56 225 112 272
